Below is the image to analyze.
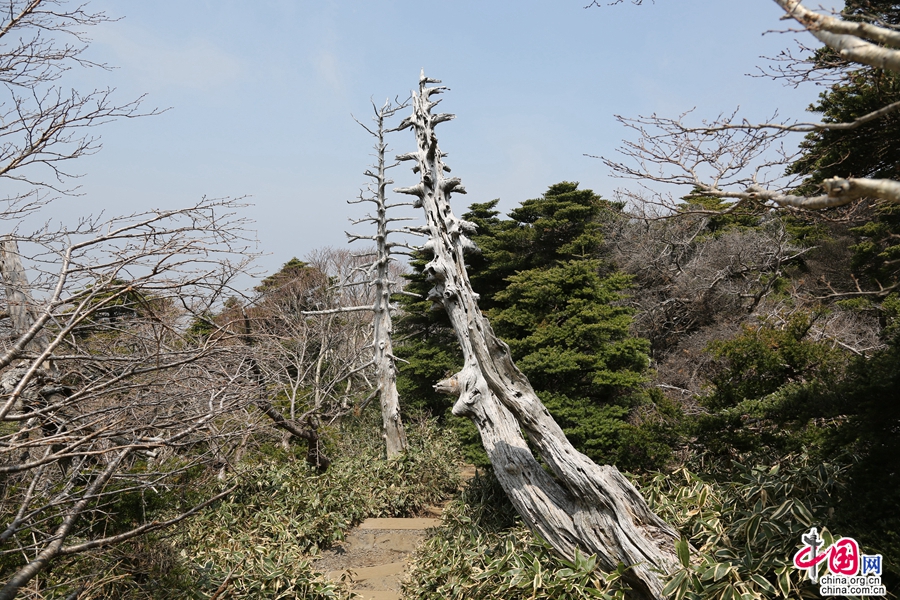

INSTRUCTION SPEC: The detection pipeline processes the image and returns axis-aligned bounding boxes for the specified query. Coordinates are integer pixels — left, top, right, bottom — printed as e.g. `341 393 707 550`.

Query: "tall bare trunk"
344 100 410 458
395 72 678 600
372 104 408 458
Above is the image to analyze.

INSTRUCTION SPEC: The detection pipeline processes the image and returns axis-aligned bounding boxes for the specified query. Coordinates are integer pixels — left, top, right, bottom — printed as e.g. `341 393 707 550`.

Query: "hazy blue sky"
51 0 840 279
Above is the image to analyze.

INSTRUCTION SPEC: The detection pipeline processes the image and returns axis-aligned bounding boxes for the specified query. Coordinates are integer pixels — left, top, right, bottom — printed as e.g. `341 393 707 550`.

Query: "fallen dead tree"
393 72 679 600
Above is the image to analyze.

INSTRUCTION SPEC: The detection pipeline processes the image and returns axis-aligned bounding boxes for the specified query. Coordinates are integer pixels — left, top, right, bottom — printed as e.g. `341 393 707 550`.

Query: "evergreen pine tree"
395 182 681 470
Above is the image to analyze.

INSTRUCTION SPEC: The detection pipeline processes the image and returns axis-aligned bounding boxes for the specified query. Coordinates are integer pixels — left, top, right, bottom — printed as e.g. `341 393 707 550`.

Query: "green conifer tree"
396 182 680 470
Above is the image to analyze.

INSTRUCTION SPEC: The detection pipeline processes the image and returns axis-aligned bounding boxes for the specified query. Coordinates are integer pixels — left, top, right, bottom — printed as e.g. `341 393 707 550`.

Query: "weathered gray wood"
318 101 411 458
396 71 678 600
367 101 408 458
0 239 54 367
0 240 35 338
302 102 409 458
0 238 62 426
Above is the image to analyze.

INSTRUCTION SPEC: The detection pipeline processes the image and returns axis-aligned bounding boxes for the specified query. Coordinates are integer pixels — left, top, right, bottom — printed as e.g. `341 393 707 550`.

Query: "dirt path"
313 466 476 600
313 518 440 600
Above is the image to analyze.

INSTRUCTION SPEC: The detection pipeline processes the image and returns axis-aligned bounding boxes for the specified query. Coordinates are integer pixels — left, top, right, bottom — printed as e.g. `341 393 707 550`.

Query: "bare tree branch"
595 0 900 214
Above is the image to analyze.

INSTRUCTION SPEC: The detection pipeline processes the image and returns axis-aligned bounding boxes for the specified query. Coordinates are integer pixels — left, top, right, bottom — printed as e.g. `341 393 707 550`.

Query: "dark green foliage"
491 262 646 394
814 336 900 585
787 0 900 188
396 182 679 471
787 1 900 294
186 311 215 339
394 249 464 417
788 58 900 289
254 257 332 317
789 68 900 188
696 314 848 457
489 260 653 465
466 182 616 313
679 194 767 236
847 204 900 290
618 389 686 472
764 6 900 570
691 314 900 589
470 184 669 469
255 257 317 292
393 247 483 463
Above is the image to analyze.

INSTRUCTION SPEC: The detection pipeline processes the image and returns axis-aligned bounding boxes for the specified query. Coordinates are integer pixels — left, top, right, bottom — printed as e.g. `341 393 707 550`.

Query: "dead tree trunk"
359 101 408 458
0 238 65 446
0 239 54 368
395 72 679 600
313 100 412 458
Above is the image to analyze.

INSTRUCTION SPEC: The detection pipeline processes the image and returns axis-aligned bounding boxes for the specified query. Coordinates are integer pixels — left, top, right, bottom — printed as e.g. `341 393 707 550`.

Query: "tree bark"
396 72 678 600
370 102 408 459
0 449 132 600
374 274 406 458
323 100 410 458
774 0 900 72
0 239 55 369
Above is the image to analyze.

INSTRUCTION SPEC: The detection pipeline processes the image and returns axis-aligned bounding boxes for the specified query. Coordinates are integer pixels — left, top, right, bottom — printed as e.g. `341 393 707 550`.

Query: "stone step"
314 473 473 600
341 529 423 553
358 517 440 530
326 560 406 592
350 591 401 600
326 560 406 581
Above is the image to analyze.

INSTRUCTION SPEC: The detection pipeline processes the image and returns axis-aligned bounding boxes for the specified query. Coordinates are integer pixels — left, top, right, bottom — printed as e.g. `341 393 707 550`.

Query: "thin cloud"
92 24 245 92
314 51 344 95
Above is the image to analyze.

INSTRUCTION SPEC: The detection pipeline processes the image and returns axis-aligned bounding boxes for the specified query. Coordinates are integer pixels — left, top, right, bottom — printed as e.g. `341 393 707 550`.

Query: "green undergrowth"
405 453 882 600
643 454 854 600
175 416 462 599
47 415 461 600
403 471 631 600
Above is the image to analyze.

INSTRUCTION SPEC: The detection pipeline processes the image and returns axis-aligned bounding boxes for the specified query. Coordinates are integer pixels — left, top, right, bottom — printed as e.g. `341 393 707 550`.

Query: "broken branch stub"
395 71 679 600
318 99 410 458
367 100 408 458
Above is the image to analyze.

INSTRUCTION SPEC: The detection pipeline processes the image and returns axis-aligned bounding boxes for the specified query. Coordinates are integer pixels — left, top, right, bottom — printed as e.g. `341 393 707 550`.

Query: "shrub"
643 454 855 600
404 470 631 600
406 453 878 600
22 415 461 599
175 414 461 599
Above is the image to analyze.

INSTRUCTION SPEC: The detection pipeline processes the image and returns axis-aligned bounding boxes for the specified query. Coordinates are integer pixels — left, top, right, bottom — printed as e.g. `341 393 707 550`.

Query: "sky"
26 0 842 281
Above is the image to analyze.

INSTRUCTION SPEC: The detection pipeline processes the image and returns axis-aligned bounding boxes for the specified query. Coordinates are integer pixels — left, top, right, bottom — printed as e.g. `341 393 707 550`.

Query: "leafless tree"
236 248 377 471
605 206 885 404
0 3 272 597
283 100 417 460
395 71 679 600
598 0 900 213
342 99 414 458
607 212 810 352
1 0 155 214
0 200 256 599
